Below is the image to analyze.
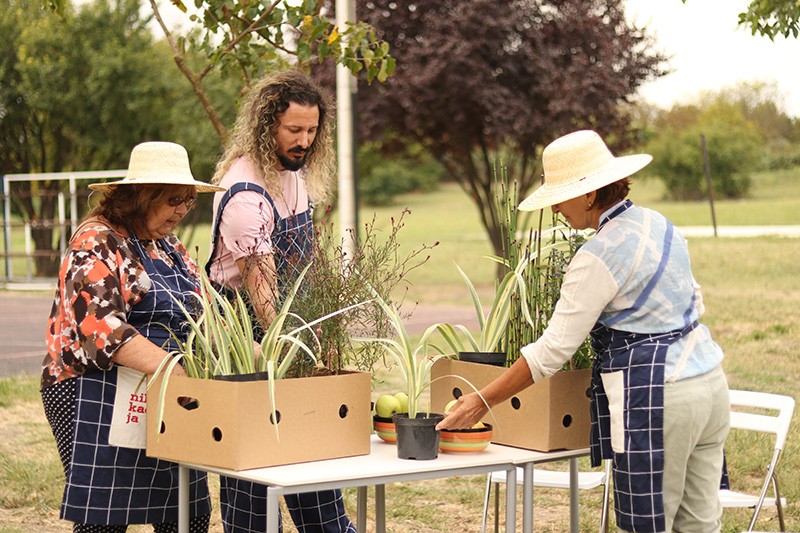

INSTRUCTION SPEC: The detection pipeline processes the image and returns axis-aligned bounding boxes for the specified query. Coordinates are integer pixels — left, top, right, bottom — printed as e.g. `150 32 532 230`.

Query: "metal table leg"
178 465 189 533
569 457 579 533
505 466 516 532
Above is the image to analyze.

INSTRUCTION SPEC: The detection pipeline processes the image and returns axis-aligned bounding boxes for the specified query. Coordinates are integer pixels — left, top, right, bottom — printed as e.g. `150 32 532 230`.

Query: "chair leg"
494 482 500 533
773 475 786 532
599 459 612 533
481 473 491 533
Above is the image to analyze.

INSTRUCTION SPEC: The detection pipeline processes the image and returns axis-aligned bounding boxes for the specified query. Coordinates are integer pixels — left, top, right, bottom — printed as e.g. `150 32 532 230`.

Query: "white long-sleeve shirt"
521 201 724 383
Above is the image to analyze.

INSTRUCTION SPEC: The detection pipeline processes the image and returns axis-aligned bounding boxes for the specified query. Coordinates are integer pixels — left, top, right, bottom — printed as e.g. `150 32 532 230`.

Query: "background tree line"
0 0 238 275
3 0 800 277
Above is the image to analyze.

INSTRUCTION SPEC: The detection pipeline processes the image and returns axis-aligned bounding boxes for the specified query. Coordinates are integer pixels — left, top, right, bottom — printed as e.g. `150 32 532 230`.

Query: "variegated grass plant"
432 256 533 355
150 264 369 438
358 292 494 420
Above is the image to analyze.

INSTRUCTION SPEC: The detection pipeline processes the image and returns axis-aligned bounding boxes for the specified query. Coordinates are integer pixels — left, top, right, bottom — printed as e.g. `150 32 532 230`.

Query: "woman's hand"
436 392 488 430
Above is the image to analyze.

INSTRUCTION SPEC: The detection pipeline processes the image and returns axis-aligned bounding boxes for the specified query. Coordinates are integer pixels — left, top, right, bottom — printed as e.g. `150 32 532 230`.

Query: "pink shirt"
208 157 310 288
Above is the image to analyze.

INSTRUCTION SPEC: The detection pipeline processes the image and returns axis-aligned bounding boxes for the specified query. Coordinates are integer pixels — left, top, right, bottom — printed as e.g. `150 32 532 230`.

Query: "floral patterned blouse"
41 224 199 389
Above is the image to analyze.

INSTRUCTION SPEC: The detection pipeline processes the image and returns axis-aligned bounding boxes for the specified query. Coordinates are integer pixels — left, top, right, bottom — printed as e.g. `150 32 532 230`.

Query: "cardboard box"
147 371 372 470
431 359 591 452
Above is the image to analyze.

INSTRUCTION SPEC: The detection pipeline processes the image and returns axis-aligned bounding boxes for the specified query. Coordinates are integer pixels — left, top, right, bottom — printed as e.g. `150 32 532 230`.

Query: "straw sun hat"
518 130 652 212
88 141 225 193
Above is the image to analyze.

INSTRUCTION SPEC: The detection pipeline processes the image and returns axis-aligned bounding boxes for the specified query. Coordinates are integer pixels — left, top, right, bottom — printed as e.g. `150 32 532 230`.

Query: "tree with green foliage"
42 0 394 143
682 0 800 39
1 0 227 276
320 0 666 261
638 80 800 201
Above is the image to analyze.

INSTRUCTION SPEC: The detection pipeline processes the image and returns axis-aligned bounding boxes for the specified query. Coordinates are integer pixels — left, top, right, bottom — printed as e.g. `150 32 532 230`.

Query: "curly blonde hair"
212 70 336 203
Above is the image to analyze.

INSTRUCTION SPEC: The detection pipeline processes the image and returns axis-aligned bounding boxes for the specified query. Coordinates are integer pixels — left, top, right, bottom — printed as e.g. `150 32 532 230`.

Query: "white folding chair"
721 389 794 532
481 459 612 533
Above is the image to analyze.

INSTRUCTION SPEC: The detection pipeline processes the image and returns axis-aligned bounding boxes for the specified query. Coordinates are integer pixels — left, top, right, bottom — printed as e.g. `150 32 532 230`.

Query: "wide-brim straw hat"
518 130 652 211
88 141 226 193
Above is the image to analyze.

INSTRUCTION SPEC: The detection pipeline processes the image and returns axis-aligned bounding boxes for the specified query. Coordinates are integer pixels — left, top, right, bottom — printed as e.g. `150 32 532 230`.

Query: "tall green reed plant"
495 168 594 369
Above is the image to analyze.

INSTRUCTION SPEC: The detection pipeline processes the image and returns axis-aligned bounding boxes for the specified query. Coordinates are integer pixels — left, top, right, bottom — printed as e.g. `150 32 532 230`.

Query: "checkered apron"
209 182 355 533
587 201 699 532
62 236 211 525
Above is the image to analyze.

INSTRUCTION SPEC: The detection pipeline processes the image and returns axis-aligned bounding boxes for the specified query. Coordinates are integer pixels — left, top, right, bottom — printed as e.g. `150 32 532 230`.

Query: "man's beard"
278 148 309 171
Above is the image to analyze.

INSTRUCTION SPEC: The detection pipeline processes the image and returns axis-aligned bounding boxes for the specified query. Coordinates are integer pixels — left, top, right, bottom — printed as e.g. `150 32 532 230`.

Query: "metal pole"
69 175 78 238
2 177 11 280
24 222 33 281
336 0 358 259
58 191 66 254
700 134 718 238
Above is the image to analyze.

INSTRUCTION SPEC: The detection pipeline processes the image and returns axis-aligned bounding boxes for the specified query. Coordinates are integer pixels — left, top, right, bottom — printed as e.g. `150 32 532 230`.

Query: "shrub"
644 104 763 200
358 143 442 205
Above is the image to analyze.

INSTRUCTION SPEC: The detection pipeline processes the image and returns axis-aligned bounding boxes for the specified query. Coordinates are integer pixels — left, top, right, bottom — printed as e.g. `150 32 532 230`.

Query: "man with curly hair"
207 70 355 533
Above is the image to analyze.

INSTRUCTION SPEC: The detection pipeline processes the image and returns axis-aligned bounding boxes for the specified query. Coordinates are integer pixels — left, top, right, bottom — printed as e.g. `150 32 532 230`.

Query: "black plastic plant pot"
212 371 270 382
393 412 445 460
458 351 507 367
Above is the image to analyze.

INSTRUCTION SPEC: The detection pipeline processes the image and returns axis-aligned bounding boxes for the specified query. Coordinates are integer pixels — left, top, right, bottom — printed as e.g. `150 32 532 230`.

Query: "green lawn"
2 168 799 532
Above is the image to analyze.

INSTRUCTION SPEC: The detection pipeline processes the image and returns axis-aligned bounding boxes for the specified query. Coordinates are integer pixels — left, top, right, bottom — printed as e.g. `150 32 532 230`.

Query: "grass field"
1 167 799 532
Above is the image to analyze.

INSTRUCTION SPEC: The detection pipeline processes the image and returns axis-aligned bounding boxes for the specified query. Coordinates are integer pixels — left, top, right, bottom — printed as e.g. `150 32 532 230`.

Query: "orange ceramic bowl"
439 423 493 453
373 414 397 443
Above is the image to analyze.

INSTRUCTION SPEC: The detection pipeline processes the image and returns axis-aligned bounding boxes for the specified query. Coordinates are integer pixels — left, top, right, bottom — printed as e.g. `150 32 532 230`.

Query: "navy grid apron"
207 182 314 312
208 181 355 533
587 201 698 533
62 235 211 525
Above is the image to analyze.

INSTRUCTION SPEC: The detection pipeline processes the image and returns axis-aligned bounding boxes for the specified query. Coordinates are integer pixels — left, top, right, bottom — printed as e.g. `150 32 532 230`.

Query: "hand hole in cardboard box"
562 414 573 428
212 427 222 442
178 396 199 410
510 397 521 410
451 387 463 399
339 404 349 418
269 411 282 425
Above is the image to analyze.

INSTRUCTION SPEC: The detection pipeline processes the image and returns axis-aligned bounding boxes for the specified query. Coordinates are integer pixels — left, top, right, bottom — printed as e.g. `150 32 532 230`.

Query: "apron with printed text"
62 235 211 525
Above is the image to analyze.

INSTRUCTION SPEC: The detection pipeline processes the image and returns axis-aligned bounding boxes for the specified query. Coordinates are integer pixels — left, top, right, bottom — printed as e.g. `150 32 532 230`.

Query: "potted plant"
362 289 498 460
358 293 449 460
146 208 439 470
145 265 375 471
431 170 595 452
287 207 438 377
431 255 537 366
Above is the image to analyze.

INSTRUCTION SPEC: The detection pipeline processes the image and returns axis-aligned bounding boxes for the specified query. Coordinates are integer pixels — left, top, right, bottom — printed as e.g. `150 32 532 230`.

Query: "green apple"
393 392 409 413
375 394 402 418
444 399 458 414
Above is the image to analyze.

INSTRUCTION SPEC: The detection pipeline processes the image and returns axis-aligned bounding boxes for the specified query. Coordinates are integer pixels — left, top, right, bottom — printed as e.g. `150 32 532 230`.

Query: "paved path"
0 291 51 377
0 290 479 378
2 225 797 378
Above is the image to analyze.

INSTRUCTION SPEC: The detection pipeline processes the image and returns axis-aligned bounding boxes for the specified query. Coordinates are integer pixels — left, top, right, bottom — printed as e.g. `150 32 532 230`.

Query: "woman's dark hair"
87 184 194 236
594 178 631 210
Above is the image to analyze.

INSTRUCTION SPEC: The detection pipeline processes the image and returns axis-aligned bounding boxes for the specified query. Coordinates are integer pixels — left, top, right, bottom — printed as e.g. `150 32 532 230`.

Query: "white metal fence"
1 170 125 285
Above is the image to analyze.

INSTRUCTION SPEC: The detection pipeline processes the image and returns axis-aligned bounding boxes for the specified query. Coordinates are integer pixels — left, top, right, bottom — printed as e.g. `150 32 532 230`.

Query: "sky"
625 0 800 117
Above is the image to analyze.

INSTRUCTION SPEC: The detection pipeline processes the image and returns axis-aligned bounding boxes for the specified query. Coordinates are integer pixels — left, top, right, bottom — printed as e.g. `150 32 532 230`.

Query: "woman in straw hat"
40 141 225 533
438 130 730 532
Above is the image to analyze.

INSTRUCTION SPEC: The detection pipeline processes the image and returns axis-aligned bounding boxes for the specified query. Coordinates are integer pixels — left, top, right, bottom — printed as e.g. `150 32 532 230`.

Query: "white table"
177 436 589 533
